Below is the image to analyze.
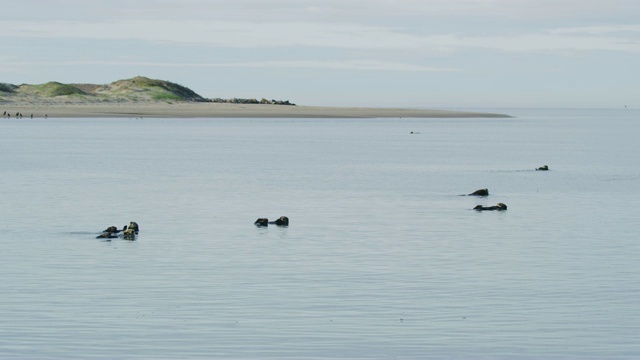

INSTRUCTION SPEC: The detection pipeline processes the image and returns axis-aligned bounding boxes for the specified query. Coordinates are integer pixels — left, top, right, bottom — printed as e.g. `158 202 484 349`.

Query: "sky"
1 0 639 108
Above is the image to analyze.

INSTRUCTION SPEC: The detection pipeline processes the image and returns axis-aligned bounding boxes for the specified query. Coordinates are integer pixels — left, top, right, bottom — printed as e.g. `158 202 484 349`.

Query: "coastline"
1 102 512 119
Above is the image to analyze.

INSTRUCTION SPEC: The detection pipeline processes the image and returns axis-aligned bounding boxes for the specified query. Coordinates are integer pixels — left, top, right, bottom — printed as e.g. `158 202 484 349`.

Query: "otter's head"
254 218 269 227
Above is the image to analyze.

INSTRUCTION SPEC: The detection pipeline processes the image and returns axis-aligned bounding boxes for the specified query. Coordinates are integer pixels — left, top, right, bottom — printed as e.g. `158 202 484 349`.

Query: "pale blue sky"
2 0 639 108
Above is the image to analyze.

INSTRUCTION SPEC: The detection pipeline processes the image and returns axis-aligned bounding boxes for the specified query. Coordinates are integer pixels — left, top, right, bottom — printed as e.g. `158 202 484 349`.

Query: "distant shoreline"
1 102 512 119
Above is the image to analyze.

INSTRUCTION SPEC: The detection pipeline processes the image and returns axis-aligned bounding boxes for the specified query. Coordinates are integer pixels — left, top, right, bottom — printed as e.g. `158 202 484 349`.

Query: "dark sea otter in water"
468 188 489 196
127 221 139 233
254 216 289 227
102 225 126 234
96 221 139 239
122 228 136 240
96 231 119 239
97 225 127 238
474 203 508 211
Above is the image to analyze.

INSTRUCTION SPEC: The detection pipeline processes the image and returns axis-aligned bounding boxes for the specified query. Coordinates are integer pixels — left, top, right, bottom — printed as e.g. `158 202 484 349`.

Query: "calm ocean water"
1 109 639 359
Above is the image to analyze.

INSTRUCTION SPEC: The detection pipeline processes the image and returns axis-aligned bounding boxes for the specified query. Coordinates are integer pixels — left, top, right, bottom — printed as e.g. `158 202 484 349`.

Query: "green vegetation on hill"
0 76 208 102
100 76 206 102
0 83 17 93
20 82 87 97
0 76 292 105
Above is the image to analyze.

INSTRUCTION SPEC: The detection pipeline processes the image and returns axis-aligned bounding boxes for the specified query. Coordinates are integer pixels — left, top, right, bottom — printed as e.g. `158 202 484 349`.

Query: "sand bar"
1 102 511 119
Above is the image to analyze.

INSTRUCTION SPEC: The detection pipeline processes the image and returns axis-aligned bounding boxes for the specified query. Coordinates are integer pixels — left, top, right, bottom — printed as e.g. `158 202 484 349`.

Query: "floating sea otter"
468 188 489 197
96 222 138 239
96 225 127 238
96 232 118 239
128 221 139 234
536 165 549 171
102 225 127 234
254 216 289 227
474 203 508 211
122 228 137 240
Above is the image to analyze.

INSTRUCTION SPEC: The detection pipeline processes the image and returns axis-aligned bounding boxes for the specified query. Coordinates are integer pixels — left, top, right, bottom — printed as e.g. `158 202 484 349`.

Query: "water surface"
1 109 639 359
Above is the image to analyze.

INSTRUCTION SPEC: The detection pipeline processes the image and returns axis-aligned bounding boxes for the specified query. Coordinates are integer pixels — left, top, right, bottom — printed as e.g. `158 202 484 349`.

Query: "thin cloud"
3 20 640 53
550 24 640 35
18 0 639 21
0 59 461 72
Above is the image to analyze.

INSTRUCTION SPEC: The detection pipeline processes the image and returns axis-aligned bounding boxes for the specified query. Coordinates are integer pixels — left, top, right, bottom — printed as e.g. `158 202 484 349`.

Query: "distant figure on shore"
474 203 507 211
468 188 489 197
536 165 549 171
254 216 289 227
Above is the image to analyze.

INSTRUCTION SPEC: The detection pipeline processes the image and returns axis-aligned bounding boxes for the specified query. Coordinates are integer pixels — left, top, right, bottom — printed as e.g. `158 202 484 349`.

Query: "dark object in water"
97 232 118 239
272 216 289 226
96 222 137 239
128 221 139 234
474 203 507 211
254 216 289 227
469 188 489 197
102 225 127 234
536 165 549 171
122 228 136 240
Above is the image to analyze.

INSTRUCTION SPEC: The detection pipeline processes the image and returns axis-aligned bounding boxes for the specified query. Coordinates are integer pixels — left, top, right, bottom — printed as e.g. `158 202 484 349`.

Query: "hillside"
94 77 206 102
18 82 88 97
0 76 208 103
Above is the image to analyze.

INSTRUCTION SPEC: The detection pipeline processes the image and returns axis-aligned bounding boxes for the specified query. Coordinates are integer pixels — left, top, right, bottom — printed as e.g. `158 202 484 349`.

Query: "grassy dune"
0 76 206 103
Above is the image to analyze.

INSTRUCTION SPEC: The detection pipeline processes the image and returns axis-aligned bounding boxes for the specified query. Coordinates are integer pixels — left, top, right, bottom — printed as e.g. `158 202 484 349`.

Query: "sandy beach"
1 102 511 119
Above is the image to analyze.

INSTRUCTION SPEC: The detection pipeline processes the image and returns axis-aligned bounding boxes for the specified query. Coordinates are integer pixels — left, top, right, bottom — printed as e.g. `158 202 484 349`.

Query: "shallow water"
1 109 639 359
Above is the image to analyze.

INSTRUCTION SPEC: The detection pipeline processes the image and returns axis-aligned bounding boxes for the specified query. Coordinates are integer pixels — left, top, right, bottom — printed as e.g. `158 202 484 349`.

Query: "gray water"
1 109 639 359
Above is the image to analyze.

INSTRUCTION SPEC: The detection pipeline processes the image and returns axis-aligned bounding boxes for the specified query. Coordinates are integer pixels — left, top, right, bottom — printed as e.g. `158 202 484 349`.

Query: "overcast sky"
2 0 639 108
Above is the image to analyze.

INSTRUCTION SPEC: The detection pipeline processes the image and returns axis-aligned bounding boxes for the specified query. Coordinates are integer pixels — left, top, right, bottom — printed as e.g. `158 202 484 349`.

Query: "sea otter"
97 231 118 239
102 225 127 234
128 221 139 234
272 216 289 226
474 203 508 211
468 188 489 196
536 165 549 171
254 216 289 227
122 228 136 240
